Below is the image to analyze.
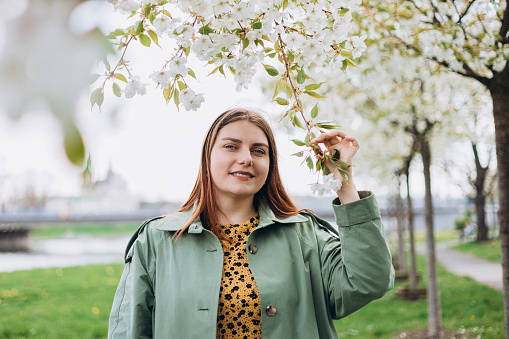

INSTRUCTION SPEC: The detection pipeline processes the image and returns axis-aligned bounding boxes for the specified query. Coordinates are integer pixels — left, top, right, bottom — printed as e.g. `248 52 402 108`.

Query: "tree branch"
500 5 509 43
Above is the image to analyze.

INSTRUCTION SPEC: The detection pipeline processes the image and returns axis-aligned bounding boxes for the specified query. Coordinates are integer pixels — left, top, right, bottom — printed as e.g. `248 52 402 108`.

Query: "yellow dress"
216 215 262 339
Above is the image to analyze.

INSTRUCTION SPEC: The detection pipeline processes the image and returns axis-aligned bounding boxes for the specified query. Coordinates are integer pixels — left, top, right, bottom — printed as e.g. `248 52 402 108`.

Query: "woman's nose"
238 148 253 166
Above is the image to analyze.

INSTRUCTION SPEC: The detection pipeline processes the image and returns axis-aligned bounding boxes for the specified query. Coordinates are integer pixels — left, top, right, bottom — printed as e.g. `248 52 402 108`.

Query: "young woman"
108 108 394 339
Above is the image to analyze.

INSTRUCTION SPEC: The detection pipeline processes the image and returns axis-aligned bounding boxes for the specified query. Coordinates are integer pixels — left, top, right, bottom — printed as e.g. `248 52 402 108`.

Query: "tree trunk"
472 142 489 242
405 167 418 290
396 175 407 274
420 136 442 338
489 74 509 339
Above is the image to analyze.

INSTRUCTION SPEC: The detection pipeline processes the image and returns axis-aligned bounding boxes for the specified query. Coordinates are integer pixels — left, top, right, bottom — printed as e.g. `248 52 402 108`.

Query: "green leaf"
316 159 322 172
292 151 304 157
90 87 104 110
241 37 249 50
283 0 289 10
228 66 236 75
174 88 180 107
115 73 127 83
177 81 186 90
345 57 358 67
113 29 125 36
208 66 220 76
63 123 86 166
322 165 330 175
199 25 214 35
103 58 111 72
332 149 340 161
112 82 121 97
293 115 304 129
188 68 197 79
148 29 159 46
275 97 289 105
311 104 318 119
263 64 279 76
89 74 101 85
272 82 280 99
304 91 327 98
297 68 305 84
284 82 293 98
163 87 171 102
291 139 306 146
140 34 151 47
135 21 143 35
305 82 324 90
306 156 313 170
252 22 262 29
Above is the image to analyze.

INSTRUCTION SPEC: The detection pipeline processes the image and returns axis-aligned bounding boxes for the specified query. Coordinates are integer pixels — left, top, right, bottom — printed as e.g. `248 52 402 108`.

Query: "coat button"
248 244 258 254
266 305 276 316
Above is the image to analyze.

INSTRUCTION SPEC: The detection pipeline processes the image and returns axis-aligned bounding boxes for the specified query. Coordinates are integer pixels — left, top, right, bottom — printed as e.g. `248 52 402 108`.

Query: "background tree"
363 2 509 335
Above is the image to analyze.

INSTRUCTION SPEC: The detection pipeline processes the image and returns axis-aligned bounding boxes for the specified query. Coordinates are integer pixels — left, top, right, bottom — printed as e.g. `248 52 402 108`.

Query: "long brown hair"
174 108 301 240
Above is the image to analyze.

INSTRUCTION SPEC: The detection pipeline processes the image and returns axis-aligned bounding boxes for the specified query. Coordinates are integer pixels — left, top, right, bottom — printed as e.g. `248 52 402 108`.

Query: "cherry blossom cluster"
310 173 343 196
94 0 364 112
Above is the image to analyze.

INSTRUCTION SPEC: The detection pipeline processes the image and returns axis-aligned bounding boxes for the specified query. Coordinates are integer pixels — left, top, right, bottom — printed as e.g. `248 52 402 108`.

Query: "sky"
0 0 467 205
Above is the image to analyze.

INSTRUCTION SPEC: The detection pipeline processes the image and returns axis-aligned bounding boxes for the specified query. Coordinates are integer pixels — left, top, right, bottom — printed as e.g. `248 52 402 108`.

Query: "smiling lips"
231 171 254 179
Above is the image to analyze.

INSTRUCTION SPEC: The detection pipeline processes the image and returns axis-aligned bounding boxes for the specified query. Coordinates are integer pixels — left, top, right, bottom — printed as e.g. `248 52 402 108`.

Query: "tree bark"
489 73 509 339
405 166 418 290
472 142 489 241
396 175 407 274
420 136 442 338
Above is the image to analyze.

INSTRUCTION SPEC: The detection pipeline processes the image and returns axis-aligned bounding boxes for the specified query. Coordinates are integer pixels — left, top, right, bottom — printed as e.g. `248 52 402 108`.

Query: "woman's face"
210 120 270 203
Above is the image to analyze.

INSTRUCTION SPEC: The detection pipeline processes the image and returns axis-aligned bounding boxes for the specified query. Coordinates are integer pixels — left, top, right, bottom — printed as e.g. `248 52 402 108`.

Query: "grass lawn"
452 237 501 263
333 254 503 338
0 256 504 338
30 222 141 240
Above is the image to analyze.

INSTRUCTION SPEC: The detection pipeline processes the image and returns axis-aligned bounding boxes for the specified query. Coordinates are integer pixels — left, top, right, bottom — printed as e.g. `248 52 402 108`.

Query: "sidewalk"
417 241 503 292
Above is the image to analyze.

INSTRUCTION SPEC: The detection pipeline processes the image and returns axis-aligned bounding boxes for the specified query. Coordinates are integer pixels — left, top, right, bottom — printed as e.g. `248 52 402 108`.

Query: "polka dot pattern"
216 215 262 339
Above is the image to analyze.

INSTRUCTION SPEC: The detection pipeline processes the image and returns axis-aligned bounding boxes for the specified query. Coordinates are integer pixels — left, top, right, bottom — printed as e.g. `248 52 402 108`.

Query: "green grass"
0 256 504 338
452 237 502 263
0 264 124 338
30 222 140 239
413 229 459 243
333 255 504 338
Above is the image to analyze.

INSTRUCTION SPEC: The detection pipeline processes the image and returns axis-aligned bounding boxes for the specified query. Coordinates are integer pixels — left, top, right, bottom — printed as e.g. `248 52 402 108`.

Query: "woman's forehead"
216 121 268 143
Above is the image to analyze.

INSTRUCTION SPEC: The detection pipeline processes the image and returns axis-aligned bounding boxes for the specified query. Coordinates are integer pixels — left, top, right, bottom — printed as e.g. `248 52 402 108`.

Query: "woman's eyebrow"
220 137 268 148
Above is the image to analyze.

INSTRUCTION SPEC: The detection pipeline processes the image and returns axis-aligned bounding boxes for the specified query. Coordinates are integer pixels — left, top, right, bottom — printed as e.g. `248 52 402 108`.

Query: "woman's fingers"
309 130 348 145
310 131 360 150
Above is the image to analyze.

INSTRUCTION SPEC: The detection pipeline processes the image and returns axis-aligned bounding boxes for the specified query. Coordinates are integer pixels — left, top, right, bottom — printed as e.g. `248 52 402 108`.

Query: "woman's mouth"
231 172 254 178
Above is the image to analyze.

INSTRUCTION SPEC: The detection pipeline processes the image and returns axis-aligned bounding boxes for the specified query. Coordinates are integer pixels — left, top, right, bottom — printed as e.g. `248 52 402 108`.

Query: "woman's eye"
225 144 237 149
252 149 265 155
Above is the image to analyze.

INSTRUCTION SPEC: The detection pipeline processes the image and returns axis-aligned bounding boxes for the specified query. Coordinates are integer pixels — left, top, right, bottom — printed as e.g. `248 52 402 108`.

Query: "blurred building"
45 157 139 216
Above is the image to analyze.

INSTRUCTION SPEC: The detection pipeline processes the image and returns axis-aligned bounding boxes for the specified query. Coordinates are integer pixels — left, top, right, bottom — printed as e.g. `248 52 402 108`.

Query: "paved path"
417 241 503 292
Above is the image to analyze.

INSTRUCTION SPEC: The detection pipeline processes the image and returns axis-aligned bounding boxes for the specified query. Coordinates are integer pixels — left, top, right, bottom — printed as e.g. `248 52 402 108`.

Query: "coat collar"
155 202 307 233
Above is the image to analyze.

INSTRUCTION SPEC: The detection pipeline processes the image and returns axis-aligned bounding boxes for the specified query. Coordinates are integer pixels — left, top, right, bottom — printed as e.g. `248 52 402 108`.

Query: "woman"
108 108 394 339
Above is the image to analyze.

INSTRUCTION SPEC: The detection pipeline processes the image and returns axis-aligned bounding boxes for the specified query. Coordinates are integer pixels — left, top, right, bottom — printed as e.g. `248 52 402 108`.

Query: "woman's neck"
216 196 257 225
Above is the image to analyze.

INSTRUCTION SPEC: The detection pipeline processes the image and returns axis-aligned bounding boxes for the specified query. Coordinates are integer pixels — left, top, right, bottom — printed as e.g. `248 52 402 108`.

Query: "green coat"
108 191 394 339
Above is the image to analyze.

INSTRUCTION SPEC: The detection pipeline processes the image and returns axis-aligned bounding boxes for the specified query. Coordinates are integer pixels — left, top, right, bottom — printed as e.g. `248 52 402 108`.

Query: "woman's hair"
174 108 301 241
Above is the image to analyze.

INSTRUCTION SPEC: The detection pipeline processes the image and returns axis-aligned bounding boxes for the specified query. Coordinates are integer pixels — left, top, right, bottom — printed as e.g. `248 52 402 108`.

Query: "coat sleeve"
315 191 395 319
108 220 158 339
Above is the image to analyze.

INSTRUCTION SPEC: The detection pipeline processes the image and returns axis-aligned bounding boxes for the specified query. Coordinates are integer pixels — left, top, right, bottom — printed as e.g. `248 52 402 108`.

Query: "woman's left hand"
309 130 360 203
309 130 360 176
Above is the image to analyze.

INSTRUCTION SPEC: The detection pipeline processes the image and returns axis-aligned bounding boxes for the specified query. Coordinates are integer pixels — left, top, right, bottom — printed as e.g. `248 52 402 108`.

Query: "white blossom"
180 88 205 111
351 35 367 58
310 174 343 195
153 15 177 35
108 0 140 14
167 56 188 77
149 70 172 88
123 76 148 98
